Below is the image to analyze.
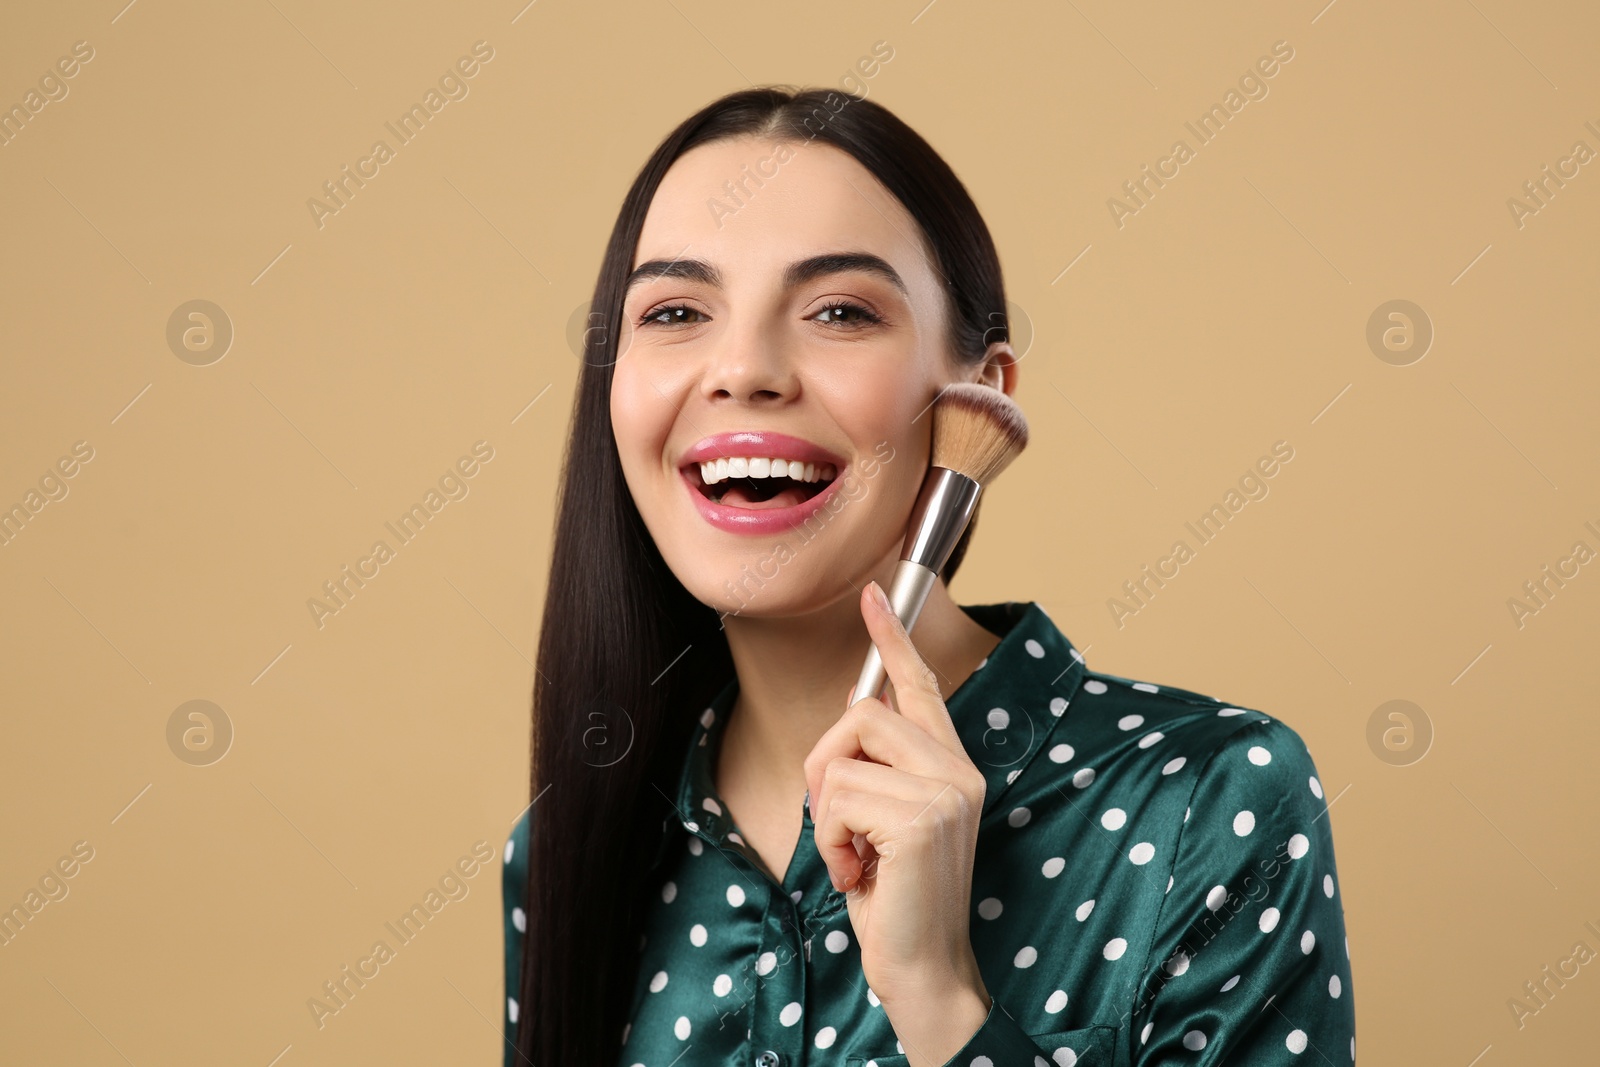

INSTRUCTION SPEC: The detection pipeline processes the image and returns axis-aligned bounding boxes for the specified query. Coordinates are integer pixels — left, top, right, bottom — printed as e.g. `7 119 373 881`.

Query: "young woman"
503 87 1355 1067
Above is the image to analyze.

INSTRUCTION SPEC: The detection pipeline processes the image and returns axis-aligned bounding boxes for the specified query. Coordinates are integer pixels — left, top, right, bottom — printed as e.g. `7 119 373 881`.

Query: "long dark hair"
516 85 1010 1066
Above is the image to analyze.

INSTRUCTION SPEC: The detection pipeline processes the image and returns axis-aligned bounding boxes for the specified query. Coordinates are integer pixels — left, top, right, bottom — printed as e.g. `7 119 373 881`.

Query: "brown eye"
639 304 709 327
812 302 881 327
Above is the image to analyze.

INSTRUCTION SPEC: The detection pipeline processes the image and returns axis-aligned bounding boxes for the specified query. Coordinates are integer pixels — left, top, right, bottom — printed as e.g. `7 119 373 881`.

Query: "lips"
677 431 849 535
679 431 846 471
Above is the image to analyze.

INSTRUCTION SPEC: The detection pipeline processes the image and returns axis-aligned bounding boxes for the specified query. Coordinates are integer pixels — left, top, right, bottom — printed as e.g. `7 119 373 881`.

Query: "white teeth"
694 456 837 486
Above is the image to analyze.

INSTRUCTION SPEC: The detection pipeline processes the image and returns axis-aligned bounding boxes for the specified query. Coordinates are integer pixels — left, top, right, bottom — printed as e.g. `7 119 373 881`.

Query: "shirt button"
755 1051 782 1067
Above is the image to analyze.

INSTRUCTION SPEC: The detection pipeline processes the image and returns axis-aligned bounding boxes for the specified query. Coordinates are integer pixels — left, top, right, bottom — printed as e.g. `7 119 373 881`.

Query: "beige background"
2 0 1596 1063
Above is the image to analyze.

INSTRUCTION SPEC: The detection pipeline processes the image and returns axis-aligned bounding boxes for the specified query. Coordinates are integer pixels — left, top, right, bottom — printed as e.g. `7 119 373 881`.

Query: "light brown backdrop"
2 1 1596 1064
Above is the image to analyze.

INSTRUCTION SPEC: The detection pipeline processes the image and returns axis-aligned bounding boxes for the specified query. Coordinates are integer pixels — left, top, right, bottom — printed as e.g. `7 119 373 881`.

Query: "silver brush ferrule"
900 466 981 572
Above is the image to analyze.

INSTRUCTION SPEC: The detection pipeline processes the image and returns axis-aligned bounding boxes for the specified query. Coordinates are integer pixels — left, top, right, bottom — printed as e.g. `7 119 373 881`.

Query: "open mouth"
688 456 839 511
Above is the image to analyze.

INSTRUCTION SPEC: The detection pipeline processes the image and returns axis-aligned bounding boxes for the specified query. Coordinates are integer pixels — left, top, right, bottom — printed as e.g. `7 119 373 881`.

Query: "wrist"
880 970 991 1067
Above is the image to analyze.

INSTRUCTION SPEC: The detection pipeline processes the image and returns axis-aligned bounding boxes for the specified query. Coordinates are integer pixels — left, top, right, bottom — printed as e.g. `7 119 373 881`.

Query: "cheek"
609 366 674 478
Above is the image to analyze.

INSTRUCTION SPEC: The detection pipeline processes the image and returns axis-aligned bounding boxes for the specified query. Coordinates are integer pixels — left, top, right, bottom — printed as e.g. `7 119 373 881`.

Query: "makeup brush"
852 382 1030 708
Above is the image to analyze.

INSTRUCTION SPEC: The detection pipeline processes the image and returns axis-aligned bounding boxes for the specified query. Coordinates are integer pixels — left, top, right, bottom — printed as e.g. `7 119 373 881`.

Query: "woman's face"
610 134 1004 618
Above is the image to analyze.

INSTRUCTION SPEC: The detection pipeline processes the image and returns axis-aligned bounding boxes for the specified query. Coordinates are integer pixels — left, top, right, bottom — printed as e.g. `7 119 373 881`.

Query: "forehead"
633 135 937 289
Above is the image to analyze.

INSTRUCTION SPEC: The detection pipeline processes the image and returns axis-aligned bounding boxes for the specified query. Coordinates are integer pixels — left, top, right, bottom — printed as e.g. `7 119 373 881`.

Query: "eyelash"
635 300 883 329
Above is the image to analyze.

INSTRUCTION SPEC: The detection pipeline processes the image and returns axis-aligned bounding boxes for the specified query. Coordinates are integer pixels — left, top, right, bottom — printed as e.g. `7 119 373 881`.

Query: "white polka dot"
690 924 707 946
1103 937 1127 960
867 986 880 1006
1247 745 1272 766
815 1026 837 1049
1133 682 1159 693
1233 811 1256 836
649 970 669 992
1220 975 1240 991
662 881 677 903
1083 679 1108 695
1286 1029 1307 1054
1053 1050 1077 1067
727 831 745 846
687 837 703 856
1182 1030 1206 1050
507 997 518 1023
512 906 525 932
1345 935 1350 959
683 820 699 833
1218 707 1246 716
825 930 850 953
1042 857 1066 878
780 1001 802 1025
1025 638 1045 658
726 884 745 906
1166 875 1173 894
1015 945 1038 967
1140 1021 1153 1044
1117 714 1144 730
700 706 716 728
713 974 732 995
1046 989 1069 1012
1309 776 1324 798
1323 874 1335 898
1100 807 1127 830
1137 731 1164 749
1301 930 1316 954
1009 806 1032 827
1162 756 1186 774
1006 769 1021 784
1260 907 1281 933
988 707 1010 729
1206 885 1228 910
756 951 776 975
1287 833 1309 859
674 1016 691 1040
1072 767 1096 788
1128 842 1155 865
1049 743 1075 763
1167 951 1190 976
703 796 723 815
503 839 515 864
1050 697 1068 717
1076 899 1096 921
979 897 1004 919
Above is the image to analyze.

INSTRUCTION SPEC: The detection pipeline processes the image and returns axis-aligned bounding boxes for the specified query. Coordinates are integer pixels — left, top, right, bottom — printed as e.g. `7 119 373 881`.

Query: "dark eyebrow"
623 251 908 299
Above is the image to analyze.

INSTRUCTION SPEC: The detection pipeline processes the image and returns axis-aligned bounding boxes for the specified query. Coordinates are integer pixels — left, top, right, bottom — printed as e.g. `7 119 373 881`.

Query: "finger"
813 770 949 891
804 698 953 823
860 580 962 747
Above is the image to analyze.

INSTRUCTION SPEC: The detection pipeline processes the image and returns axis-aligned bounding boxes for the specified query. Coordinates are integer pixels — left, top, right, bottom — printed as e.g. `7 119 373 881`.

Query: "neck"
716 572 1003 800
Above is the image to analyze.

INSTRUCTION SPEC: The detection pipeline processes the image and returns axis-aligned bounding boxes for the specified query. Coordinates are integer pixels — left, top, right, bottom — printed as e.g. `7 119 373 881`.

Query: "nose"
698 319 798 405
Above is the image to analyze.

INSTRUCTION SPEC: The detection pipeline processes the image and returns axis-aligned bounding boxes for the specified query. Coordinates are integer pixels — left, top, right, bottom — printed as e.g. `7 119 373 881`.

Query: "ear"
972 341 1020 397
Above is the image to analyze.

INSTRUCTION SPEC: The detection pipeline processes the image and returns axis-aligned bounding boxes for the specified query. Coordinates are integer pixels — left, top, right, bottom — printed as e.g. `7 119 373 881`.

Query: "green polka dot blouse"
503 601 1355 1065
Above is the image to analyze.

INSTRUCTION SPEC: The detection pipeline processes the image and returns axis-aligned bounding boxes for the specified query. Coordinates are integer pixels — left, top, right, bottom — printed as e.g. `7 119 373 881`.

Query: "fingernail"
869 581 891 613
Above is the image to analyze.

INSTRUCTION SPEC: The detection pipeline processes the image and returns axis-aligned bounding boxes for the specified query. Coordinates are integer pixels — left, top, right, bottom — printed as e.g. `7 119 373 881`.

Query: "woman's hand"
802 580 993 1062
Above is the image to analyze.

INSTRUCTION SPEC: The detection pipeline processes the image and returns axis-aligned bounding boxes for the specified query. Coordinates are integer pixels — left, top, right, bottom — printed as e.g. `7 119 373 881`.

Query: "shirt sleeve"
929 994 1080 1066
503 808 532 1067
1132 717 1355 1064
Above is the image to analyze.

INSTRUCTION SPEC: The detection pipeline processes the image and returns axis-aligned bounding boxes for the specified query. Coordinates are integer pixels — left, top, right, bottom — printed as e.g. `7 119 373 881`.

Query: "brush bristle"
930 382 1029 485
